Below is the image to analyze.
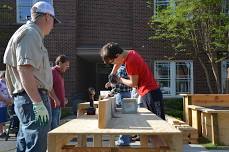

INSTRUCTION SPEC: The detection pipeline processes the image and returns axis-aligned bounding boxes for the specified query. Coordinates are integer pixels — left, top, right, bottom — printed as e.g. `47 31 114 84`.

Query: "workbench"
48 106 182 152
188 105 229 145
181 94 229 124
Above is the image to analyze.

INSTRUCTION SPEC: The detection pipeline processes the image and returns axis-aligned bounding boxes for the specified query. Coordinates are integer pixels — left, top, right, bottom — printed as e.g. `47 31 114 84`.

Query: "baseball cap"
31 1 61 24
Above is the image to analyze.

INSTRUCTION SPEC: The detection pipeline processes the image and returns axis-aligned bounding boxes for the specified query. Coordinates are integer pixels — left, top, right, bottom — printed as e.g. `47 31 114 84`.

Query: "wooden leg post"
211 113 219 145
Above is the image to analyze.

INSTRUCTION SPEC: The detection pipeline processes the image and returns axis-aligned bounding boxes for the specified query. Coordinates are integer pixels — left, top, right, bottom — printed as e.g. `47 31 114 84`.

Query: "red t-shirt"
124 50 159 96
50 66 65 108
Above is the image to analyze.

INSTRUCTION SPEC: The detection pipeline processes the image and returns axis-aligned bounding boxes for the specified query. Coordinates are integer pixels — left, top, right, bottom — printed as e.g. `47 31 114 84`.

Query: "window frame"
153 60 194 98
153 0 170 15
222 0 229 15
221 60 229 93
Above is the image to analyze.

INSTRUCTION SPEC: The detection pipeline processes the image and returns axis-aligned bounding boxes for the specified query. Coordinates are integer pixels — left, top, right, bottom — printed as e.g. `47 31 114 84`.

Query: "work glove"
108 74 119 84
32 101 49 126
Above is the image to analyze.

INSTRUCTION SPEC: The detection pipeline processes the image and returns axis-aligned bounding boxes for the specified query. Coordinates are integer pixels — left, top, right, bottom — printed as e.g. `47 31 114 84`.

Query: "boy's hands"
108 74 120 84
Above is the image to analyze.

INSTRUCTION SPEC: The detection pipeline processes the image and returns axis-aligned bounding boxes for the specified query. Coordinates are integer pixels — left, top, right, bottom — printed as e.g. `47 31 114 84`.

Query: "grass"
198 136 229 150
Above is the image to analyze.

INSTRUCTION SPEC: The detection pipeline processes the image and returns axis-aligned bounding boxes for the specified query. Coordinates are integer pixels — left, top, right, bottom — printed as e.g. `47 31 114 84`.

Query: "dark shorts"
0 107 8 123
141 88 165 120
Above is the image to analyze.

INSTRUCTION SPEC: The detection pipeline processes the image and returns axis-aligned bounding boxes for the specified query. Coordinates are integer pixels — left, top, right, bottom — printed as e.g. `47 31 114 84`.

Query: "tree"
149 0 229 93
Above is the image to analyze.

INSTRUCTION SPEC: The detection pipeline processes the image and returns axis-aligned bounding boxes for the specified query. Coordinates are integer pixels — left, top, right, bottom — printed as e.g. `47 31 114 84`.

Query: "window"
222 0 229 14
154 0 170 15
16 0 52 23
221 60 229 93
154 61 193 97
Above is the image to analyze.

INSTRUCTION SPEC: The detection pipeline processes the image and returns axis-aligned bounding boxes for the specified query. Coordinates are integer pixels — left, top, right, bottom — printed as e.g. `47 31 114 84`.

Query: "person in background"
100 42 165 120
0 71 12 138
105 65 132 107
104 65 132 146
87 87 96 107
3 1 60 151
86 87 96 115
131 88 142 108
49 55 70 130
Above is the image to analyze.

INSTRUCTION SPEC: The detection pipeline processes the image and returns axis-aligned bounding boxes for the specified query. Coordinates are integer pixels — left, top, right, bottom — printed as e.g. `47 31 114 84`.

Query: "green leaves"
149 0 229 59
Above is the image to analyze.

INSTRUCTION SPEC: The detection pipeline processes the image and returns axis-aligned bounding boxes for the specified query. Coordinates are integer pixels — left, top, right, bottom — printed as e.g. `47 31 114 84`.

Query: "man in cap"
3 1 60 152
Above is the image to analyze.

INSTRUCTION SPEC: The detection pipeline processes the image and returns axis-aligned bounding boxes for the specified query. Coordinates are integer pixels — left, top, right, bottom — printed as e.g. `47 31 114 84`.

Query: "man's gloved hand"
32 102 49 126
108 74 119 84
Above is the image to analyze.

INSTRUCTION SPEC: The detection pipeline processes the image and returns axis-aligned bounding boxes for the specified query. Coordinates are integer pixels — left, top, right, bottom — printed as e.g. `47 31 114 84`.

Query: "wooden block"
151 135 170 150
78 135 87 147
140 135 148 147
93 134 102 147
211 113 219 145
98 98 113 128
48 134 76 152
109 135 115 147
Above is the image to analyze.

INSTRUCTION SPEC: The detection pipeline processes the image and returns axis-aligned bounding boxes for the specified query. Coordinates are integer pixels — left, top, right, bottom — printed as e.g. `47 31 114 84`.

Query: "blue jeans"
116 91 131 145
115 91 131 106
51 107 61 130
141 88 165 120
14 91 51 152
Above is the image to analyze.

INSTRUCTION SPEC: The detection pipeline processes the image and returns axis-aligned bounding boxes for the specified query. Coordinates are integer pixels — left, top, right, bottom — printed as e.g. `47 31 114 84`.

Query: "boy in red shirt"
100 42 165 120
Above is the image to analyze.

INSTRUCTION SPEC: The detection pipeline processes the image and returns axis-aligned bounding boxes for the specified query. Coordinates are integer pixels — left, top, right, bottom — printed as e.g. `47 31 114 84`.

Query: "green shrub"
163 98 183 120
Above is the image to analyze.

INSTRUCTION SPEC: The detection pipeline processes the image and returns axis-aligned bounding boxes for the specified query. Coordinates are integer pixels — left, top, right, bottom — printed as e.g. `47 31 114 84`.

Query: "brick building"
0 0 227 100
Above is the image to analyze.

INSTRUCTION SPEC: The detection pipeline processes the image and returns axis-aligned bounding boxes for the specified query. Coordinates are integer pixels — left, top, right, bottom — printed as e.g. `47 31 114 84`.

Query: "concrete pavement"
0 136 16 152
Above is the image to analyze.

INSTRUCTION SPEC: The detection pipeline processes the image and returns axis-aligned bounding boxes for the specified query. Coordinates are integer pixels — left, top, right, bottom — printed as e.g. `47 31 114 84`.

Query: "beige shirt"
3 21 53 94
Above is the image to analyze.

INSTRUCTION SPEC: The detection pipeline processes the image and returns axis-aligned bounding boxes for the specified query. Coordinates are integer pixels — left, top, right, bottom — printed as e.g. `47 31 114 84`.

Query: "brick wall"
0 0 218 101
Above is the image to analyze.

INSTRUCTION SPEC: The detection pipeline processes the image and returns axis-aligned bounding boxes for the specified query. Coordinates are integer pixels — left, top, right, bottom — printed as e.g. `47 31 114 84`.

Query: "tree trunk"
197 56 214 93
209 60 221 93
191 26 213 93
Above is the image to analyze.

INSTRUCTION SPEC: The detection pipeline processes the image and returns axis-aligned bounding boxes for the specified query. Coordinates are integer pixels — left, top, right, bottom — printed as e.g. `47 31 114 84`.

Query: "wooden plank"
188 107 192 126
93 134 102 147
183 95 192 123
151 135 170 150
98 98 112 128
163 134 183 152
109 135 115 147
211 113 219 145
140 135 148 147
61 147 160 152
78 134 87 147
190 108 202 137
191 94 229 107
188 105 229 113
48 134 75 152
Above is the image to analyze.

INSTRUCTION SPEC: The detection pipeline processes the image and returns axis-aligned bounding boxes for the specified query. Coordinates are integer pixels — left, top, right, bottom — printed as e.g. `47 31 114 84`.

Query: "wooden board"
181 94 229 123
166 115 198 144
188 105 229 113
202 112 229 145
98 97 115 129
